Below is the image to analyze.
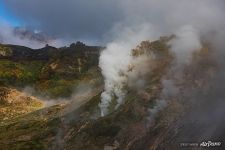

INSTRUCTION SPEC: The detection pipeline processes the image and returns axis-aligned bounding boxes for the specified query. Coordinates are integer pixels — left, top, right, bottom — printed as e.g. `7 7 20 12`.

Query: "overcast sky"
1 0 225 46
2 0 124 42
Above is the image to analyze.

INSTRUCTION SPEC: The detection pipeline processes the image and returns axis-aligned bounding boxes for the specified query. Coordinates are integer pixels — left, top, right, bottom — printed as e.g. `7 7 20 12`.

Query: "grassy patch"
0 60 44 86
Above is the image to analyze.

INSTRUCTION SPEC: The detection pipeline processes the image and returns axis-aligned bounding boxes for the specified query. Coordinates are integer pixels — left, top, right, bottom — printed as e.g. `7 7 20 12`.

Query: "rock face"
0 46 13 57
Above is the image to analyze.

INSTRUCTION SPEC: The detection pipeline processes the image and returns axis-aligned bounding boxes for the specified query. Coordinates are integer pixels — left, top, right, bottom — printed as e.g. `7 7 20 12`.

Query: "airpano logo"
200 141 222 147
180 141 222 148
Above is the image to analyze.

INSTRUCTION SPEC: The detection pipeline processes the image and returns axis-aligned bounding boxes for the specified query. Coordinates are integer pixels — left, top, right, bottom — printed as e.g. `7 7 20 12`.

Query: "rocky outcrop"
0 46 13 57
0 87 43 122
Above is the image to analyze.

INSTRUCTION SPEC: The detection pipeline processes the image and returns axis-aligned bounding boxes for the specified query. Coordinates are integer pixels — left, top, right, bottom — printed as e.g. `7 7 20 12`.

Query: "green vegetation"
36 79 76 98
0 57 101 98
0 60 44 86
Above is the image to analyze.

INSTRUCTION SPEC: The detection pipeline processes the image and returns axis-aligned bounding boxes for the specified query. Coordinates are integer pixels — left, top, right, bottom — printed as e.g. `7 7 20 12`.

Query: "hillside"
0 38 224 150
0 42 102 98
0 86 44 123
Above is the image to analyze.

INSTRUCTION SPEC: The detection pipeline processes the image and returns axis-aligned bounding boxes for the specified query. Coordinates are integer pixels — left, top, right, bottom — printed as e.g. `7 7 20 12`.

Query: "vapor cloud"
0 21 68 48
97 0 225 116
99 24 158 116
169 25 202 64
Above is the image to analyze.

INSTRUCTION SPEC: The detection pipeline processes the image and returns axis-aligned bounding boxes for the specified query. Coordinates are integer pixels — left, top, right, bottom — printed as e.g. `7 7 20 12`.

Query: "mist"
0 21 70 49
99 24 160 116
98 0 225 133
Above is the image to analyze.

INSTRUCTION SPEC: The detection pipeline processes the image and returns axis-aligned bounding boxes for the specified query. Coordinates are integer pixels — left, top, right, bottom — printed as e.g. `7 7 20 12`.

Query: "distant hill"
0 42 103 98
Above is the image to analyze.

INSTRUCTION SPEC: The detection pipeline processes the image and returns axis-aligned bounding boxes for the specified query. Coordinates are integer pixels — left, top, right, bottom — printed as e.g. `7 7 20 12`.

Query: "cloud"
0 20 71 48
3 0 225 44
3 0 124 42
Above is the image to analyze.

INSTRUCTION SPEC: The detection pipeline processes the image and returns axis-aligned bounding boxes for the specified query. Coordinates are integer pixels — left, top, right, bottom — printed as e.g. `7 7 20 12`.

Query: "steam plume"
99 24 158 116
98 0 225 118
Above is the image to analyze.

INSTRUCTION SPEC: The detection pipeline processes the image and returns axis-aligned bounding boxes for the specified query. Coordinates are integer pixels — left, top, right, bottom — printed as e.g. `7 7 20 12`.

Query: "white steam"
99 24 159 116
169 25 202 64
145 26 203 123
99 42 131 116
99 25 203 117
98 0 225 117
147 99 167 125
98 25 203 117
